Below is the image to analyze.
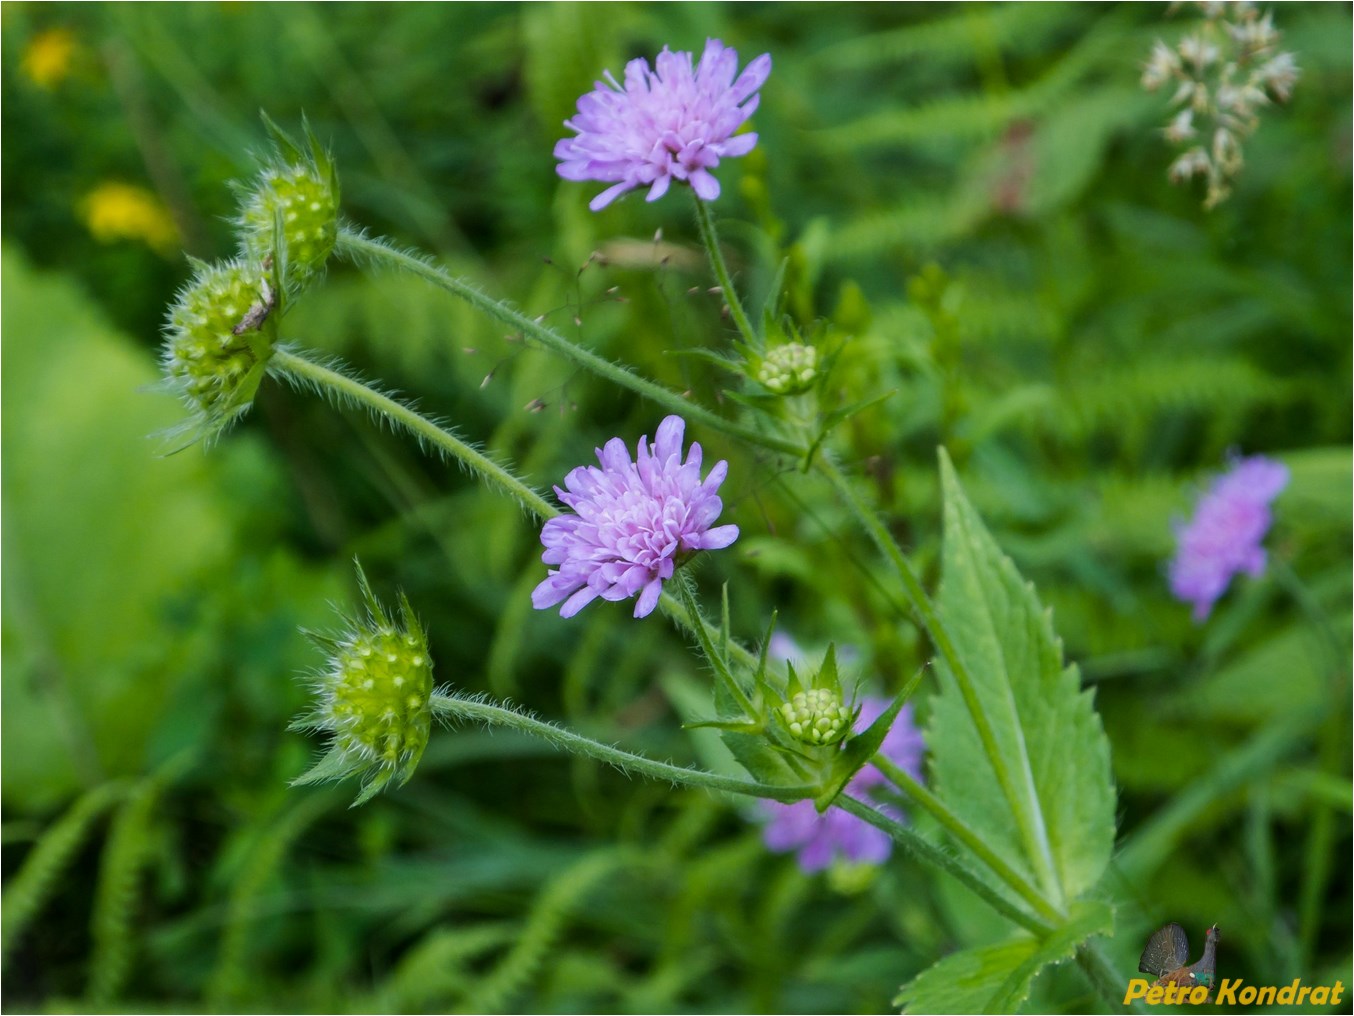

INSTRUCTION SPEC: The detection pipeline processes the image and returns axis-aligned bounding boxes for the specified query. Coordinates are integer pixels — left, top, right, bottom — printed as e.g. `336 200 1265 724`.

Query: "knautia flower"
161 256 276 440
236 114 339 292
760 697 926 873
532 415 739 619
1169 454 1289 621
292 564 434 806
554 38 771 210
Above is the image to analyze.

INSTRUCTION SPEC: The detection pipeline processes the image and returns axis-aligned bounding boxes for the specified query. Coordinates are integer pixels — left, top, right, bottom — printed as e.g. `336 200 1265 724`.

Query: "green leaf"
895 900 1113 1014
929 450 1115 904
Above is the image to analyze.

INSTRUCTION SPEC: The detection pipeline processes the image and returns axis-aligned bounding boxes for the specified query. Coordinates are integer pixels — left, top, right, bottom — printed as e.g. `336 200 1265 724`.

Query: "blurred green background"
2 3 1350 1012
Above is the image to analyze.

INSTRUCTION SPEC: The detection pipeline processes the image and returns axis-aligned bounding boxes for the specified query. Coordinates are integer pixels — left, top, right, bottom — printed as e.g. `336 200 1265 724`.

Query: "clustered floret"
532 416 739 619
292 566 434 805
161 258 274 434
1142 1 1298 207
761 697 927 873
756 342 818 395
779 687 852 746
554 38 771 210
1169 454 1289 621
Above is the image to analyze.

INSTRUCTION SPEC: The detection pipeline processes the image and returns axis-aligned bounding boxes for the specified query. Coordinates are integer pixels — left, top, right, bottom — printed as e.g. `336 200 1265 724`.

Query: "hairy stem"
692 194 758 348
676 574 760 721
270 346 557 519
335 228 805 458
272 345 763 677
430 692 813 803
873 755 1062 924
836 795 1052 936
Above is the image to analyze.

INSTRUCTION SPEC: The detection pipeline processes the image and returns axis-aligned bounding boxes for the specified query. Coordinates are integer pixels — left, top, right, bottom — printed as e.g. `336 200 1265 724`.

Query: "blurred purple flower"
1169 454 1289 621
532 415 739 619
759 697 926 873
554 38 771 211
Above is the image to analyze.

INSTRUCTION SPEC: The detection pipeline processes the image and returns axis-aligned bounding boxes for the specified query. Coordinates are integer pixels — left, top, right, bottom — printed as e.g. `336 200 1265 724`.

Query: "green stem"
429 692 813 803
272 344 762 677
836 795 1052 936
1077 939 1146 1014
675 574 760 721
270 346 557 520
692 194 759 348
335 228 804 458
817 453 1062 907
873 756 1063 924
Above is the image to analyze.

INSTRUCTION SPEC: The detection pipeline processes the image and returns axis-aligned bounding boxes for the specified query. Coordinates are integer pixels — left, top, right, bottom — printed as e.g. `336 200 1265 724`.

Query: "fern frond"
809 3 1084 72
461 850 631 1013
813 25 1120 152
87 777 165 1004
378 922 518 1011
206 792 333 1007
0 781 128 969
1058 355 1290 440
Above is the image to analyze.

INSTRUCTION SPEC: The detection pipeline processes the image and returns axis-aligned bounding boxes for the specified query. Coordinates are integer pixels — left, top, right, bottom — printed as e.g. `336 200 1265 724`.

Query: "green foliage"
1 782 127 968
931 452 1115 906
896 900 1112 1014
2 3 1349 1014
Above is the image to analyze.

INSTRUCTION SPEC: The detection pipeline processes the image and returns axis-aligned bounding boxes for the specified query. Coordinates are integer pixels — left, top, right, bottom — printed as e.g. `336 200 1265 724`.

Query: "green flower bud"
237 114 339 292
292 563 433 806
779 687 852 746
161 257 275 440
756 342 818 395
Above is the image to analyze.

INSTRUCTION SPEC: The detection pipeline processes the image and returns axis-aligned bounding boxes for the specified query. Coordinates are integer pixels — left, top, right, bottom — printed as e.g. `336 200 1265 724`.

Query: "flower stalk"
692 194 759 348
429 691 814 804
334 228 806 459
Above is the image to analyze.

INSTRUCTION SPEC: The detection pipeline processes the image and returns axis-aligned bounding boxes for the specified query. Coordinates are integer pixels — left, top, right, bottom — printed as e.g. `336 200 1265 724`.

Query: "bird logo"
1139 923 1220 1000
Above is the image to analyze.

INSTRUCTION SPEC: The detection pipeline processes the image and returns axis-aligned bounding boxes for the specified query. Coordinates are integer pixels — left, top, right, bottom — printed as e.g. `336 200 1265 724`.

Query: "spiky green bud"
237 114 339 292
292 563 433 806
161 258 275 439
756 342 818 395
779 687 852 746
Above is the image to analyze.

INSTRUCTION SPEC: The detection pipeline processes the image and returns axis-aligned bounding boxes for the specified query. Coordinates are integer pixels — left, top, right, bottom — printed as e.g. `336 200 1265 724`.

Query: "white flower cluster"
1142 1 1298 208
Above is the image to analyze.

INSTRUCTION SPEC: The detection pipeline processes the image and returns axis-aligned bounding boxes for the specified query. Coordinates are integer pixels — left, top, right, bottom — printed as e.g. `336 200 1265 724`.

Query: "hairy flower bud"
161 257 276 439
779 687 852 746
292 564 434 805
237 114 339 292
756 342 819 395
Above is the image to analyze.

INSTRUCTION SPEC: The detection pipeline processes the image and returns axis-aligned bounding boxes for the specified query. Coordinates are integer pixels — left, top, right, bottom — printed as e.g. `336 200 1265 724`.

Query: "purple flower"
532 415 739 619
554 38 771 211
1169 454 1289 621
759 697 927 873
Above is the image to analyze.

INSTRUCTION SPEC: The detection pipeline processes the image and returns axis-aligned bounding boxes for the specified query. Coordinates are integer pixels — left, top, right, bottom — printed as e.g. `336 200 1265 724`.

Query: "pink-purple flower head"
532 415 739 619
554 38 771 211
760 697 927 873
1169 454 1289 621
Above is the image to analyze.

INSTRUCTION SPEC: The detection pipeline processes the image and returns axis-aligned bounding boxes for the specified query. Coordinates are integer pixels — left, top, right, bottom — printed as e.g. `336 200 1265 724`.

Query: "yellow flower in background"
80 183 180 255
21 27 78 90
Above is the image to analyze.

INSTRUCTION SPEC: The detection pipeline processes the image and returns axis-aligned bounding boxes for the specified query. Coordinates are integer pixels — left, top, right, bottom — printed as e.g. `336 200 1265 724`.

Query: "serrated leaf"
930 449 1114 905
895 900 1112 1014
